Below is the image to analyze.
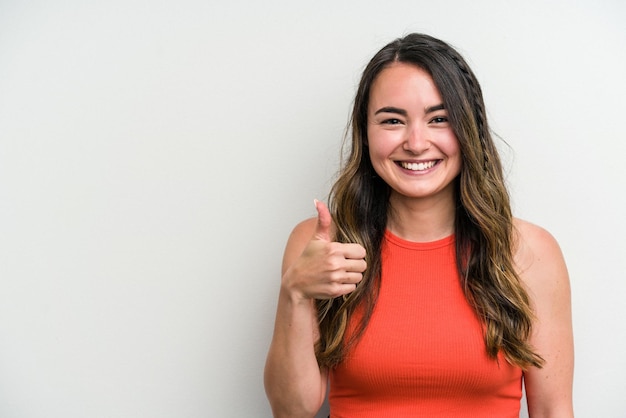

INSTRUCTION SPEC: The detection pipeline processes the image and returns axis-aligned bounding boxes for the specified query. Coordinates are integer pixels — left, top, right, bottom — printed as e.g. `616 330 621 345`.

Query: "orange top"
329 231 522 418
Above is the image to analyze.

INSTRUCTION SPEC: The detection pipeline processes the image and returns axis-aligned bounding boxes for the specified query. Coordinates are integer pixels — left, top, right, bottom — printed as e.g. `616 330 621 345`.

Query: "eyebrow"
374 104 445 116
374 106 407 116
425 104 445 113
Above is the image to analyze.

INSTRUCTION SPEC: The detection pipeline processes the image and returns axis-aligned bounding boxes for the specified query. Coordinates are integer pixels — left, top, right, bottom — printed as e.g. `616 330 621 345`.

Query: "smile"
399 160 438 171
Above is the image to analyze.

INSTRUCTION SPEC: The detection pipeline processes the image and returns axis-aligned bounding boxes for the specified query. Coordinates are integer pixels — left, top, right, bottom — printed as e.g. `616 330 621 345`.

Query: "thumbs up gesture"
281 200 367 301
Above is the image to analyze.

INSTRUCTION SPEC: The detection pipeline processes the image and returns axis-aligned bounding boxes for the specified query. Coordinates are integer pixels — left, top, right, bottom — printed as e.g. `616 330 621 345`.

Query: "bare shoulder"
513 222 574 414
513 217 562 257
289 217 318 242
512 218 568 291
281 217 317 274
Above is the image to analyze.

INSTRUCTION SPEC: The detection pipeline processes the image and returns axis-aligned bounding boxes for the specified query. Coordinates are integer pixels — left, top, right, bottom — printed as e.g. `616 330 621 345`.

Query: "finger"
313 199 332 242
339 282 360 295
345 258 367 273
342 271 364 284
340 243 367 260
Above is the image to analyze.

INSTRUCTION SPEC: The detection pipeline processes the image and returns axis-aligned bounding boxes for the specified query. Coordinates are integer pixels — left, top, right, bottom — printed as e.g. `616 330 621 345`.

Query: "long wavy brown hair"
315 33 544 370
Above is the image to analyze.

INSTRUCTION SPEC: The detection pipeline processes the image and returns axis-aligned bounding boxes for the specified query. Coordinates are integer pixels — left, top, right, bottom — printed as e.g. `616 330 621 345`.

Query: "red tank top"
328 231 522 417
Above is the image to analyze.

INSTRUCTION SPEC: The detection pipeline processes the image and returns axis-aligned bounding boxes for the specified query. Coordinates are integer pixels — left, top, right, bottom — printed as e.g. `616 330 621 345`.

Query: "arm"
514 219 574 418
264 201 366 417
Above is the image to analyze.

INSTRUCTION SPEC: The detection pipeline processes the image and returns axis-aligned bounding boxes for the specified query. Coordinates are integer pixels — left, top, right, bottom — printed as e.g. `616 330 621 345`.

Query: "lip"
396 159 441 173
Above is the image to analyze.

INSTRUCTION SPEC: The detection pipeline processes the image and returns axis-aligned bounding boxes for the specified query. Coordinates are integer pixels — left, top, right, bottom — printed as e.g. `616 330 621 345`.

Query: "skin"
367 62 461 241
514 219 574 417
264 200 364 417
264 62 574 417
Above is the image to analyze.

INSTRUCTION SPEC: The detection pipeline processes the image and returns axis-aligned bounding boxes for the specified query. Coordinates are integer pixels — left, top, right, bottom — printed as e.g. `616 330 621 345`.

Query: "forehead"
369 62 442 108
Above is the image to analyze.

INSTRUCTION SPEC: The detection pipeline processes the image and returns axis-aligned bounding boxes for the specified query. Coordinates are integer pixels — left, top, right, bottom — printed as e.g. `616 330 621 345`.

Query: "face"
367 62 461 205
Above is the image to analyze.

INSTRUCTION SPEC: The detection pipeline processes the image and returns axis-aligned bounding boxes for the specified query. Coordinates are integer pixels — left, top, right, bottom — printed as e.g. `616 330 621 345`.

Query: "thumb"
313 199 332 241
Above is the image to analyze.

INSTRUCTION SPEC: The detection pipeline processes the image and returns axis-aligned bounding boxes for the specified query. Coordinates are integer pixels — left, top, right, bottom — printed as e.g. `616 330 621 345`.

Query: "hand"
282 200 367 301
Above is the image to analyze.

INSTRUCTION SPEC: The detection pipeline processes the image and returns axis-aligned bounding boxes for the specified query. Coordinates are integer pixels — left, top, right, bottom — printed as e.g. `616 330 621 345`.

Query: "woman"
264 33 573 417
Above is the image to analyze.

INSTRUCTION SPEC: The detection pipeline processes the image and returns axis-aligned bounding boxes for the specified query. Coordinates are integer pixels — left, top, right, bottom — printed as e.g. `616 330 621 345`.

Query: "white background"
1 1 625 417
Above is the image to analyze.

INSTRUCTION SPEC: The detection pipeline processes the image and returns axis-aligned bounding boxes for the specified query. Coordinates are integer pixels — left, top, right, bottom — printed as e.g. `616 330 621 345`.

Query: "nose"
403 125 430 154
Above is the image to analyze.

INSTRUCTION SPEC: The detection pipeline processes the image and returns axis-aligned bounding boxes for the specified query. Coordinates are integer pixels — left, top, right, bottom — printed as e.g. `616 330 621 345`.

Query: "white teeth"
400 161 437 171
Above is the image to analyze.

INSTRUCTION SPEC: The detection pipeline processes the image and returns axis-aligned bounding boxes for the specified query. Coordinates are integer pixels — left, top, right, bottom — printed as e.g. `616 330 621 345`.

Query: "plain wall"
1 0 625 417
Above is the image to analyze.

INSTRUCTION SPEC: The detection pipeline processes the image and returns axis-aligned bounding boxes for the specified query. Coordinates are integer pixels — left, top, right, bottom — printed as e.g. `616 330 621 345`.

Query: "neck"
387 189 456 242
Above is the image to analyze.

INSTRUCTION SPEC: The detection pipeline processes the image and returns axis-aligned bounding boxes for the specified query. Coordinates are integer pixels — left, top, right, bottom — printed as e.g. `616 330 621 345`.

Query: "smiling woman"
367 63 462 219
264 33 573 418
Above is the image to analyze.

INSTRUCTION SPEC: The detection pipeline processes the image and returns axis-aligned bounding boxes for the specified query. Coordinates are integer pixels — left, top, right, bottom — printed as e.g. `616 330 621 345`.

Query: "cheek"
367 128 397 160
367 137 392 170
366 144 390 182
446 140 463 175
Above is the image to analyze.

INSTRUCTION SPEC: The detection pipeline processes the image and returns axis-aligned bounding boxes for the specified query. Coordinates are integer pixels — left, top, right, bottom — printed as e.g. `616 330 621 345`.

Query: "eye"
430 116 448 124
382 118 403 125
